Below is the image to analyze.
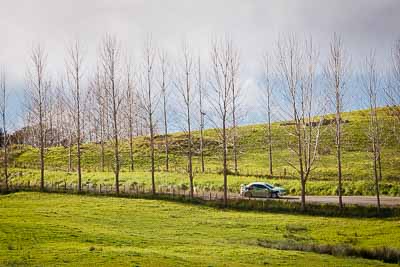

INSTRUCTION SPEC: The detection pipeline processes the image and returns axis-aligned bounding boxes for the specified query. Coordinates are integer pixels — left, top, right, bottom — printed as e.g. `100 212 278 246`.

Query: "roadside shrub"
257 239 400 264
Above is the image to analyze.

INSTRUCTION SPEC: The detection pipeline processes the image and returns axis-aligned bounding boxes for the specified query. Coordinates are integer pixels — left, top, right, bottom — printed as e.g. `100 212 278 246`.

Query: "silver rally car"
240 182 286 198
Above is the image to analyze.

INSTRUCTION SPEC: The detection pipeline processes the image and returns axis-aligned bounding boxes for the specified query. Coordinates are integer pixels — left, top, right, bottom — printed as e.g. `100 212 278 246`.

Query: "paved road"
268 195 400 207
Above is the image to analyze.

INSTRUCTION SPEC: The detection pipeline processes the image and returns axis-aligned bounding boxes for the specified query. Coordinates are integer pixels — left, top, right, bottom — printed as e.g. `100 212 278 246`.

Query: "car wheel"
272 192 278 198
244 192 252 198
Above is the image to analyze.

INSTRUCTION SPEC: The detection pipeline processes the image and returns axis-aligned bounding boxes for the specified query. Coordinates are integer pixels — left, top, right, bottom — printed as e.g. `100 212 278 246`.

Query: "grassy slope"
1 192 400 266
6 108 400 195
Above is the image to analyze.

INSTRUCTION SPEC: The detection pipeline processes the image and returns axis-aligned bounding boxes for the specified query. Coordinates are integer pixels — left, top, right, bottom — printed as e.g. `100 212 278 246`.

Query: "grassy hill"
1 192 399 266
5 107 400 196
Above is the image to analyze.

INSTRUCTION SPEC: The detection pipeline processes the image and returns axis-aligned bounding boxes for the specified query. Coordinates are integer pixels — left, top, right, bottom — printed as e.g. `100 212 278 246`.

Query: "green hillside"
5 107 400 196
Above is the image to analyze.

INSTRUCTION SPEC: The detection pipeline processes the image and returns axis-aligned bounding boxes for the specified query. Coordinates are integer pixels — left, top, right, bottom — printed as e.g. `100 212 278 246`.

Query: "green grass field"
1 192 400 266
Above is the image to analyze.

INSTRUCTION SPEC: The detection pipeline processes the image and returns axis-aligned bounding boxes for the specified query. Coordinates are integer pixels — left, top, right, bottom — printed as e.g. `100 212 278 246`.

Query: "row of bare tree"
16 35 238 200
1 33 400 211
263 34 400 211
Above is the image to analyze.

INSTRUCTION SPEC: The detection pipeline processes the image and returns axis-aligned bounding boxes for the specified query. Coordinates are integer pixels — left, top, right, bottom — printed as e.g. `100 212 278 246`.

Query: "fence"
1 181 248 203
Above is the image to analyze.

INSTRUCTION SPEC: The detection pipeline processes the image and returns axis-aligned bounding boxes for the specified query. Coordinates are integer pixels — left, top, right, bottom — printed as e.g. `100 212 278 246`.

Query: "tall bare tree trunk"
222 114 228 204
26 44 48 191
364 52 381 213
232 91 238 174
177 44 194 198
100 131 105 172
39 79 45 189
267 105 273 176
262 55 273 176
68 129 72 172
149 72 155 194
163 93 169 171
126 64 135 172
186 81 194 198
197 58 205 173
295 110 306 211
0 70 8 191
159 51 169 172
378 152 383 181
99 70 106 172
231 51 240 175
66 40 84 192
336 109 343 209
210 38 236 207
373 136 381 213
128 121 134 171
326 33 348 210
101 35 121 194
142 38 156 195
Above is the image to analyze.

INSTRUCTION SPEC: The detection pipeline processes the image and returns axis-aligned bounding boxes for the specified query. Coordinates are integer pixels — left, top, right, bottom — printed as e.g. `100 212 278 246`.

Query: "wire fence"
1 180 250 202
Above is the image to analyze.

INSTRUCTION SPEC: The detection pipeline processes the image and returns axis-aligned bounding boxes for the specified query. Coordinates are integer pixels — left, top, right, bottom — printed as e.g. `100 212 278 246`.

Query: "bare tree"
176 42 195 198
386 39 400 143
53 78 73 171
197 56 206 173
92 66 107 172
325 33 349 210
0 69 8 191
140 36 157 194
261 54 274 176
66 40 84 191
159 50 170 171
276 35 323 211
101 34 121 194
25 44 49 191
53 79 68 147
230 46 240 174
363 51 382 213
209 37 235 207
125 62 136 171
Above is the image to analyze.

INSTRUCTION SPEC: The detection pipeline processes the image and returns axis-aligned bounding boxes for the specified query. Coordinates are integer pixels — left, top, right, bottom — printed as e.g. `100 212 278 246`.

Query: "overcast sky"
1 0 400 129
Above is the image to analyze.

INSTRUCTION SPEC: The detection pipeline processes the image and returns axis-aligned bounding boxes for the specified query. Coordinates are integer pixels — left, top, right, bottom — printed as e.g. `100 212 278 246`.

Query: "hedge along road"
249 195 400 207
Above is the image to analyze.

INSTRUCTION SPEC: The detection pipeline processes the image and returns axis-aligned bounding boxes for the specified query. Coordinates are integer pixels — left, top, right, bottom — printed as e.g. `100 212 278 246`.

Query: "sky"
1 0 400 130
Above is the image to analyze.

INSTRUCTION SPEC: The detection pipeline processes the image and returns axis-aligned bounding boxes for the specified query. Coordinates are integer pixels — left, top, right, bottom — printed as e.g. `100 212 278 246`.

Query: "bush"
258 239 400 264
